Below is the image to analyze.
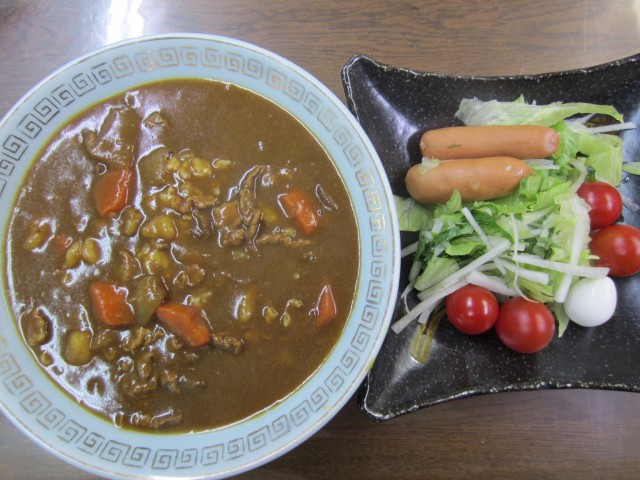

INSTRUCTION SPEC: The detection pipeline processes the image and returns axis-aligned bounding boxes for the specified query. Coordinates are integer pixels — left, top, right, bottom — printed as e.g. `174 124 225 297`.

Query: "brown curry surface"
5 79 359 432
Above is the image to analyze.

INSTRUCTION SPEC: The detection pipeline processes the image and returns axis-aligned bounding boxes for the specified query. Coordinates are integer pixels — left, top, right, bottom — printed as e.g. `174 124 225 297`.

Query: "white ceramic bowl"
0 34 400 478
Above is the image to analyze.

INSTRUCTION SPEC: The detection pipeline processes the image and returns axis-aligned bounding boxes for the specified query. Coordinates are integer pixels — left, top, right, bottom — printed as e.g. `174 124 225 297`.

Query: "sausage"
420 125 560 160
405 157 533 203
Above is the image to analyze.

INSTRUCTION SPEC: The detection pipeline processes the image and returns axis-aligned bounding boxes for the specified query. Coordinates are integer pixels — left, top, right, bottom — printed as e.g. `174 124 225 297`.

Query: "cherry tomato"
495 297 555 354
590 224 640 277
445 285 499 335
576 181 623 230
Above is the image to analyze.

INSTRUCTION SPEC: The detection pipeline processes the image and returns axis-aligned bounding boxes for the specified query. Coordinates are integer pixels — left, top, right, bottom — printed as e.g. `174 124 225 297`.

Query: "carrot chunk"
93 168 132 217
279 189 319 235
156 303 211 348
315 282 337 328
90 281 134 326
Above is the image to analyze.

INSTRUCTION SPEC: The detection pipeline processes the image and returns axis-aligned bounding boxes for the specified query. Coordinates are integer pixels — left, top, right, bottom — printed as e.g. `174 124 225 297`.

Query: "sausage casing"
405 156 533 203
420 125 560 160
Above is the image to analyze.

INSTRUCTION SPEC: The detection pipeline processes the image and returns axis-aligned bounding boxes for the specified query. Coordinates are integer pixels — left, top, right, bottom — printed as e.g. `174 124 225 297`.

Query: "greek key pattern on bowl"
0 40 393 474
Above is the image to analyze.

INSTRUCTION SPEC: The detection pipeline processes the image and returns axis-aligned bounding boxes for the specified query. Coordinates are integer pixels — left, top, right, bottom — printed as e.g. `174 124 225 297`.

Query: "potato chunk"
62 330 93 366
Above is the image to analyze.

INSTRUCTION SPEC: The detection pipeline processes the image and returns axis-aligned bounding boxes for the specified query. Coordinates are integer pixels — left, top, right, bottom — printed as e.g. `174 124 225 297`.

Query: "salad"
394 96 639 358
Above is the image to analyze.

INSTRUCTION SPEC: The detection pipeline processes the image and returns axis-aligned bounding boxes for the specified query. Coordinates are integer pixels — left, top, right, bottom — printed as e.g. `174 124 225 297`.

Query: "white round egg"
563 277 617 327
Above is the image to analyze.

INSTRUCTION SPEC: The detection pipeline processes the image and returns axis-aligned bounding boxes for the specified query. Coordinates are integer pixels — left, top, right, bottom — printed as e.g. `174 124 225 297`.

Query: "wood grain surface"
0 1 639 479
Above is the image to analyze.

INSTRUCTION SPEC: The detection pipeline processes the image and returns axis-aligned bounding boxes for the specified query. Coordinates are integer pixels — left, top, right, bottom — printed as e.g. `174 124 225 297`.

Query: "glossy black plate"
341 53 640 421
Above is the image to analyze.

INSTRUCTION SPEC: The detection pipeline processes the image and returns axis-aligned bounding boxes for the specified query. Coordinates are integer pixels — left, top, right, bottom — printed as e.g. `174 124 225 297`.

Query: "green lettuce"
414 257 459 291
395 195 432 232
576 129 623 185
623 162 640 175
456 95 623 127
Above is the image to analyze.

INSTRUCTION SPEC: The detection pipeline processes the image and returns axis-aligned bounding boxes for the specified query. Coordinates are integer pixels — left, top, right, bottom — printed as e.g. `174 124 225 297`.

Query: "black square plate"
341 53 640 421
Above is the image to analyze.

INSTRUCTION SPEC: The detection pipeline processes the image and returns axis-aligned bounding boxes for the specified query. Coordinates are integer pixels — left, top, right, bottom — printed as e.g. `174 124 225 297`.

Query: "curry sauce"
5 79 359 432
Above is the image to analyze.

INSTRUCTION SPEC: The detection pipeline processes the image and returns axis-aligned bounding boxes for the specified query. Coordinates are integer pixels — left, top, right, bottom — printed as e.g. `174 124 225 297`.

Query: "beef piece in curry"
5 79 359 432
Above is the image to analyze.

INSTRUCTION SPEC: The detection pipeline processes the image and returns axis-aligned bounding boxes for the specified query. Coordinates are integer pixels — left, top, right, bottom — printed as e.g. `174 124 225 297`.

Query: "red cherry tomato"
576 181 623 230
495 297 555 354
445 285 499 335
590 224 640 277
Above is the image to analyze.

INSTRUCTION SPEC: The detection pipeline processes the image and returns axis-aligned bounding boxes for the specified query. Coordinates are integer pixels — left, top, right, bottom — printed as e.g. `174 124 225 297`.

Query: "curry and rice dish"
5 79 359 432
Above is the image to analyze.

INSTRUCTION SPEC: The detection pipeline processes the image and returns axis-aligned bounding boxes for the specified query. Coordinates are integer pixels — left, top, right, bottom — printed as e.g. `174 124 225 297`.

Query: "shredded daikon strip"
432 217 444 234
585 121 637 134
418 239 511 301
400 260 423 311
554 197 591 302
514 242 529 252
508 213 519 258
461 207 488 243
408 259 423 283
530 164 561 170
512 253 608 277
417 309 432 325
391 280 468 333
466 270 518 297
400 280 413 300
433 242 447 258
555 275 573 304
566 113 595 126
500 260 550 284
461 207 506 274
524 159 556 166
568 160 587 193
506 213 532 301
400 285 414 314
401 241 418 258
524 159 561 170
476 262 498 272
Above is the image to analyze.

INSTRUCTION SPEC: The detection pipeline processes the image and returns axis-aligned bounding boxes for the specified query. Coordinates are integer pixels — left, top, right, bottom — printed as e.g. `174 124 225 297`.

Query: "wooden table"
1 1 639 478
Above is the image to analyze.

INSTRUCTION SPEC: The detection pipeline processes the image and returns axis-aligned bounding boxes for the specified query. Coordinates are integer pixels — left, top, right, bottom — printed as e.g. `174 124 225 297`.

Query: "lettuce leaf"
622 162 640 175
456 95 624 126
549 302 571 337
414 257 459 291
576 129 623 185
395 195 432 232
